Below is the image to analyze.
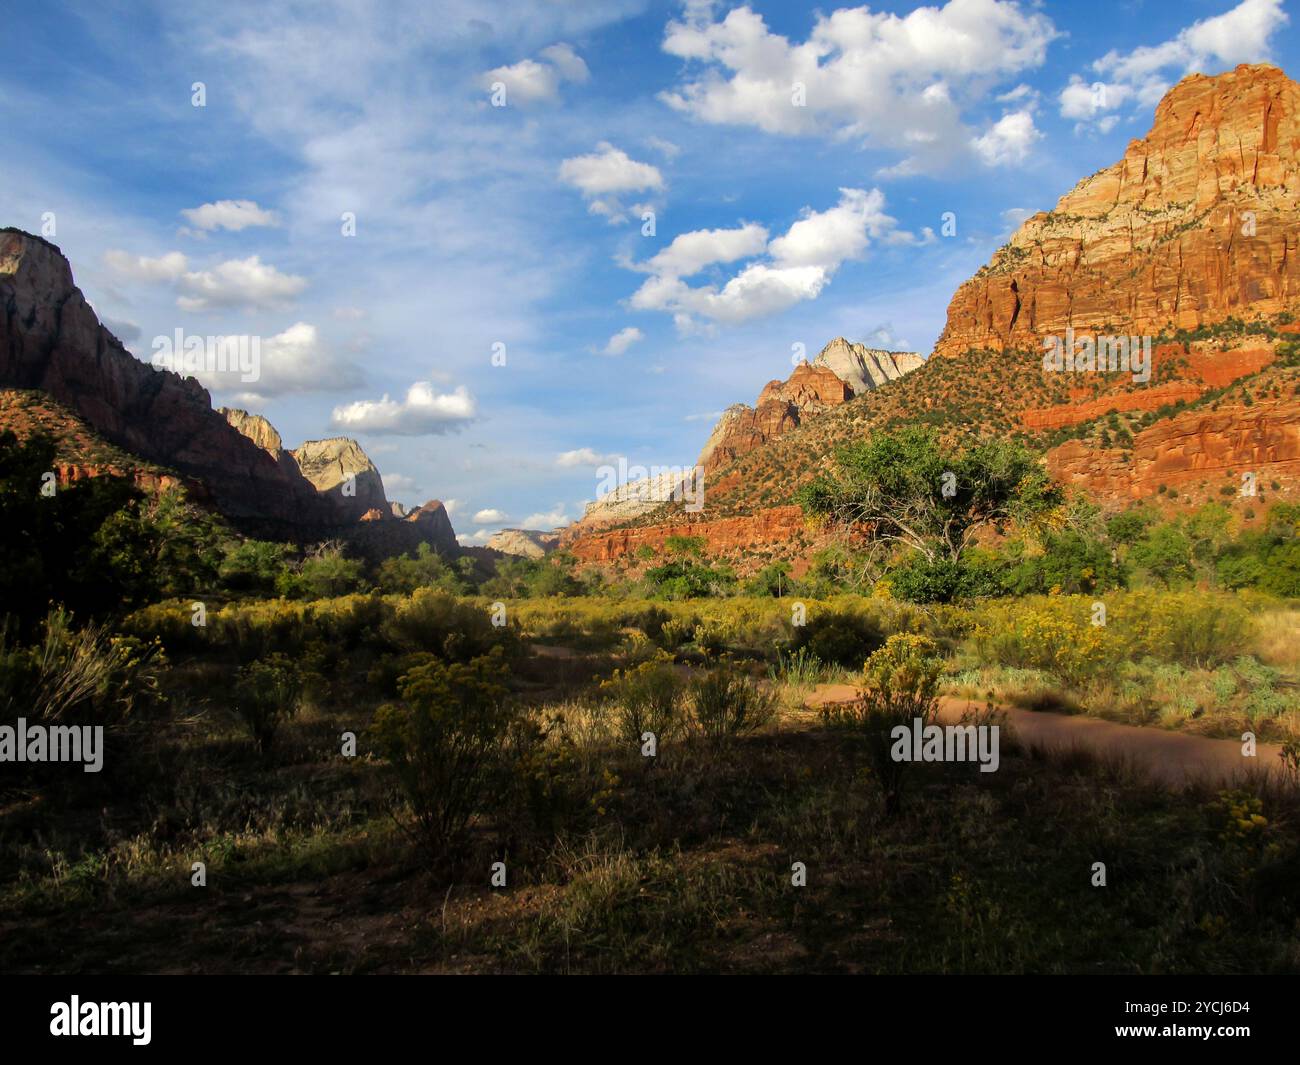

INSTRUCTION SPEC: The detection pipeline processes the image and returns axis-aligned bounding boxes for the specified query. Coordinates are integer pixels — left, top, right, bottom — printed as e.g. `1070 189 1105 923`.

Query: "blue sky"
1 0 1294 541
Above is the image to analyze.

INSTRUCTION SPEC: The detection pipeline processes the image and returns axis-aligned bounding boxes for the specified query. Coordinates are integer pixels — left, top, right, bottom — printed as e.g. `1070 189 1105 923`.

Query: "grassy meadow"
3 584 1299 974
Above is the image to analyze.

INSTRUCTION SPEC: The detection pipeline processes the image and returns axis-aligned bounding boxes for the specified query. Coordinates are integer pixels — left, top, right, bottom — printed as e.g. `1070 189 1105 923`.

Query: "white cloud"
103 249 188 283
972 109 1041 166
180 199 279 232
641 223 769 277
628 187 902 328
600 326 644 356
482 41 589 105
330 381 477 435
559 142 665 223
556 447 619 467
103 317 141 342
523 504 572 530
149 321 362 400
1001 206 1032 231
769 187 896 266
1069 0 1287 129
473 508 509 524
457 529 497 545
1058 76 1130 122
177 256 307 311
382 472 417 496
659 0 1058 174
646 135 681 158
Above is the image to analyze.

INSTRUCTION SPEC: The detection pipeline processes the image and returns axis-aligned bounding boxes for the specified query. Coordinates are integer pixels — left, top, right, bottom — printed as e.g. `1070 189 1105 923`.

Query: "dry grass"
1253 606 1300 668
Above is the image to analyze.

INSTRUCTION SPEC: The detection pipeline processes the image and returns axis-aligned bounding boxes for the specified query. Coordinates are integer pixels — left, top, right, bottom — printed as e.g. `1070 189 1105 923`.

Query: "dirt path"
804 685 1288 788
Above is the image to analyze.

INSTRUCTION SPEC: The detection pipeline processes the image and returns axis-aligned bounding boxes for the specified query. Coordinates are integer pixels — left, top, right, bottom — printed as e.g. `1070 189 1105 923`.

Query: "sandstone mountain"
565 335 922 541
563 65 1300 571
568 466 696 534
0 228 329 528
0 227 457 556
697 338 923 473
813 338 925 393
936 64 1300 358
485 528 561 559
290 437 388 522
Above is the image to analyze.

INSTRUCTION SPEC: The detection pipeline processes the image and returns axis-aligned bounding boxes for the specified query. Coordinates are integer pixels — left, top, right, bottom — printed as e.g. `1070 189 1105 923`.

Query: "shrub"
689 668 776 743
375 542 467 595
370 647 515 864
821 634 942 813
657 617 696 650
382 589 516 661
601 655 682 747
973 599 1113 686
768 646 829 686
218 540 289 596
792 609 885 668
643 558 737 599
277 543 367 599
1 610 156 727
692 617 736 656
233 653 303 753
1120 592 1252 667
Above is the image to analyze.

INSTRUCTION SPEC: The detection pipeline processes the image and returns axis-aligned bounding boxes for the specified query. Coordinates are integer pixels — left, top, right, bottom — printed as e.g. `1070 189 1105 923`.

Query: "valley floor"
3 590 1298 975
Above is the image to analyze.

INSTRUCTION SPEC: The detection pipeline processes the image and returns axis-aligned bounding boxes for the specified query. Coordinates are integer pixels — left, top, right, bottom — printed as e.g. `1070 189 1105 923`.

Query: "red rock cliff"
936 65 1300 357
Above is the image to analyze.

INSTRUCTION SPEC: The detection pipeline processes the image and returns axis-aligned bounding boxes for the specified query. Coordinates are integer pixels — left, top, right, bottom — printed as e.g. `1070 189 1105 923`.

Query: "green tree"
371 648 516 864
799 427 1061 566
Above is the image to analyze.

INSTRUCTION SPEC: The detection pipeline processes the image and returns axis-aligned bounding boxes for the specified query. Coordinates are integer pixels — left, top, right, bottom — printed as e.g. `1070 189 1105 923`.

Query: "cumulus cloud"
659 0 1058 174
1065 0 1287 130
103 249 188 282
641 223 769 277
559 143 665 223
381 472 418 496
556 447 619 467
457 529 497 545
177 256 307 311
599 326 644 356
472 508 509 524
482 41 589 105
523 504 572 530
330 381 477 436
1001 206 1032 231
149 321 362 400
180 199 278 233
627 188 902 329
103 317 142 342
972 109 1041 165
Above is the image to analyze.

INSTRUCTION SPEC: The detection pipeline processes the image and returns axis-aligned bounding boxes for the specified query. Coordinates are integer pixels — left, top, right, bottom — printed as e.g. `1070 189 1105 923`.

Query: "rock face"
291 437 388 522
697 337 921 472
0 228 331 527
936 65 1300 357
571 466 700 532
1 227 459 555
486 528 560 559
564 505 806 563
346 499 458 561
813 337 925 393
1047 396 1300 502
1019 344 1275 430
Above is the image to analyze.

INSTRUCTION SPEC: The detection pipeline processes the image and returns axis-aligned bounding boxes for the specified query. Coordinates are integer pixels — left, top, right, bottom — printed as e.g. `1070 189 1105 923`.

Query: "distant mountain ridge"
563 65 1300 571
0 227 456 556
